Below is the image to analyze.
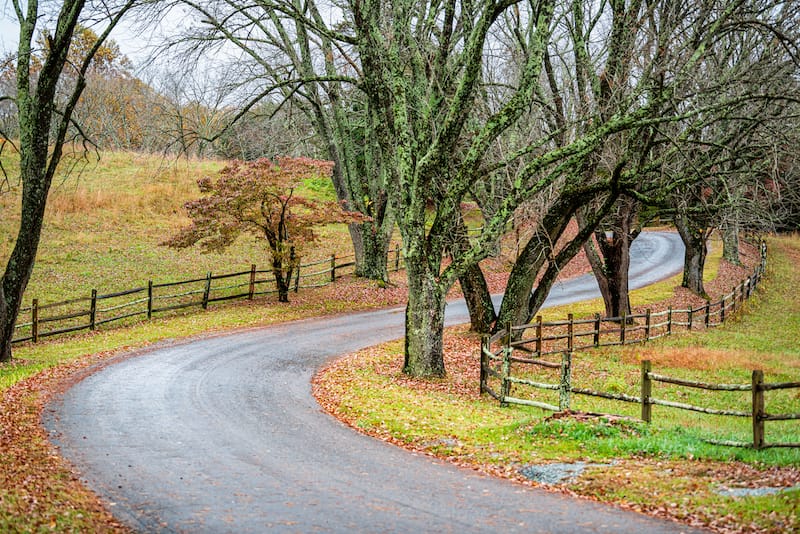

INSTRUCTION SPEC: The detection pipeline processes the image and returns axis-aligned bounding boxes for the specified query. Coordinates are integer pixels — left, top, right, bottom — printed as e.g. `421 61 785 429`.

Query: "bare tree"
157 0 395 281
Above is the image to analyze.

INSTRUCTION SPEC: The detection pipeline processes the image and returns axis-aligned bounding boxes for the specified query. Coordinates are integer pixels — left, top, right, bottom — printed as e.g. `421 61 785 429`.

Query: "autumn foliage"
164 157 363 302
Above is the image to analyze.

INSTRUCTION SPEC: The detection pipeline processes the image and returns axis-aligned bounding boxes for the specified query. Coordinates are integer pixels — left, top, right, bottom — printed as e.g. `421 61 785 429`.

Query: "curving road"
45 232 694 533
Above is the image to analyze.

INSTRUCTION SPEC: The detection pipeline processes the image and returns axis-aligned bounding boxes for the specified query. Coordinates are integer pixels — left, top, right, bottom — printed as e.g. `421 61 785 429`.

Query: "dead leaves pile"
0 352 129 532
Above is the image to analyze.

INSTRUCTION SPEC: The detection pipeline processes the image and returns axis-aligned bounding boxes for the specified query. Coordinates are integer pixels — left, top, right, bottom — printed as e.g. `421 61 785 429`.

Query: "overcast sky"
0 5 180 64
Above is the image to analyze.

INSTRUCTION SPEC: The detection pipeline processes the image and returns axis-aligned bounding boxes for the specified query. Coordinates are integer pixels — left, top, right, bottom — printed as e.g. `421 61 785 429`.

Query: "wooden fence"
480 243 799 448
12 245 406 345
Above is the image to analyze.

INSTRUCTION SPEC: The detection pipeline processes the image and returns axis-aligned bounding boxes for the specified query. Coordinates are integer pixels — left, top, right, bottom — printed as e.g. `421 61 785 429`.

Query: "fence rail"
12 244 407 346
480 243 798 449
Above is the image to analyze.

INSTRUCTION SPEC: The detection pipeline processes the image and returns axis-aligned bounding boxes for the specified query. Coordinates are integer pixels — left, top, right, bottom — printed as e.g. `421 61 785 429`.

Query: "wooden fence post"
720 296 725 324
645 309 651 340
147 281 153 319
667 306 673 336
535 315 543 355
732 287 737 315
687 306 693 331
752 370 765 450
705 301 711 328
641 360 652 423
745 276 751 299
395 244 400 271
248 264 256 299
620 314 626 345
292 247 300 292
89 289 97 330
330 254 336 282
593 313 601 347
501 323 512 406
202 272 212 310
559 351 572 411
32 299 39 343
480 335 488 395
567 313 574 353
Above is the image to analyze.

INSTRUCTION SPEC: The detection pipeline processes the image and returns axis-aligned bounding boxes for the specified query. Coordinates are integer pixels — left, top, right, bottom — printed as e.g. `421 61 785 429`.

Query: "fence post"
645 309 651 340
732 287 737 315
752 370 765 450
89 289 97 331
567 313 574 353
395 244 400 271
147 281 153 319
641 360 652 423
480 335 488 395
535 315 543 355
593 313 601 347
687 305 693 331
249 264 256 299
559 351 572 411
292 247 300 292
32 299 39 343
501 323 513 406
330 254 336 282
620 313 626 345
745 276 752 299
202 272 212 310
667 306 673 336
720 296 725 324
705 300 711 328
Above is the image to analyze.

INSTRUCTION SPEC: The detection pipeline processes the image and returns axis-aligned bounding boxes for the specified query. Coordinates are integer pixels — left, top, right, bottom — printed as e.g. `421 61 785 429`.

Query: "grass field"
1 150 350 306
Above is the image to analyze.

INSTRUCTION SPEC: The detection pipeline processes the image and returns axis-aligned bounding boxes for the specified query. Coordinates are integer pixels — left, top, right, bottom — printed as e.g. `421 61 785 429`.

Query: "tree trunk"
458 263 496 333
586 232 633 320
675 215 709 297
1 161 50 361
272 246 296 303
582 198 639 321
403 258 446 378
721 220 741 265
349 220 390 282
0 283 8 361
450 219 496 333
495 207 575 329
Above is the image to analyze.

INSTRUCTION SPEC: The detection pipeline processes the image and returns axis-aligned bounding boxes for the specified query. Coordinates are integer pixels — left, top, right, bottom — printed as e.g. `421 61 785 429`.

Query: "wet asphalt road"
45 232 698 533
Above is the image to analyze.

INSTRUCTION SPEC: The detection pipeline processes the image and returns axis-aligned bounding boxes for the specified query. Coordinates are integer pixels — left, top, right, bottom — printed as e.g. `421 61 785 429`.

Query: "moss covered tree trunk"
403 258 447 378
721 219 741 265
675 214 710 297
349 220 391 282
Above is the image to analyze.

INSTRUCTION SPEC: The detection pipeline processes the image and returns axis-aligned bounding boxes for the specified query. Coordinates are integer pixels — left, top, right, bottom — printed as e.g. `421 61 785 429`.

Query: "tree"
162 0 395 281
0 0 137 362
164 157 363 302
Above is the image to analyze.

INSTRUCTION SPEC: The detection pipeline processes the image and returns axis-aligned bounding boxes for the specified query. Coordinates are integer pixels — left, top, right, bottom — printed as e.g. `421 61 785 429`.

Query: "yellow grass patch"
617 345 785 373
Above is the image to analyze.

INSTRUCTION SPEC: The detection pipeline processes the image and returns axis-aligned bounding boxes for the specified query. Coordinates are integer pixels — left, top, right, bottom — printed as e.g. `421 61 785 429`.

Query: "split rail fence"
12 245 406 345
480 244 799 449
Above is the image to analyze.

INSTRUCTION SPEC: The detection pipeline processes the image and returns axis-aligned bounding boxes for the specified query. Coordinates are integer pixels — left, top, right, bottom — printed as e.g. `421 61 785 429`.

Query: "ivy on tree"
164 157 364 302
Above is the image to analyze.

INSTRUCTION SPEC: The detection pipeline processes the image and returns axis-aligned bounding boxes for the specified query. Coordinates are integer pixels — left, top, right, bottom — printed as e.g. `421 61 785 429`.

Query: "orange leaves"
0 353 129 532
163 156 363 257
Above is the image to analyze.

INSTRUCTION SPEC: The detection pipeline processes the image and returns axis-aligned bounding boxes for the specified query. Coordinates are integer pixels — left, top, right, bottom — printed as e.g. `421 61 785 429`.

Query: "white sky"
0 3 184 64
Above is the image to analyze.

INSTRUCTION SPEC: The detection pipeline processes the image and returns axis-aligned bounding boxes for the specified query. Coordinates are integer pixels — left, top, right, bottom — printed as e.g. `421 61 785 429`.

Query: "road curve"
45 232 693 533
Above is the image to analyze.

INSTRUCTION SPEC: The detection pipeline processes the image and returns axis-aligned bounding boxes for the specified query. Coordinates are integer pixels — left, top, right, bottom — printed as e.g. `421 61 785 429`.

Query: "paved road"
46 232 695 533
